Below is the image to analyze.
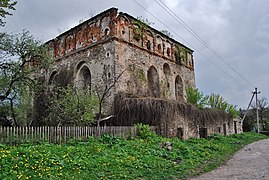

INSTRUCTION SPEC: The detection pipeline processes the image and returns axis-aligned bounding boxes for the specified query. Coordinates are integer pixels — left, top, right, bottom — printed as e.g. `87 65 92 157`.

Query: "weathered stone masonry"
36 8 242 139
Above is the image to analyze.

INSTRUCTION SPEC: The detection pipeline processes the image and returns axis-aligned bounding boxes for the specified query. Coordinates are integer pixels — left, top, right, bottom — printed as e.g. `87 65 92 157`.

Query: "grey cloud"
4 0 269 108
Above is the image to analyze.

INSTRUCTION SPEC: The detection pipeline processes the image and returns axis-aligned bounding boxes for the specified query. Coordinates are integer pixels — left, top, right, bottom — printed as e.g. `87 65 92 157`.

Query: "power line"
154 0 256 88
131 0 253 92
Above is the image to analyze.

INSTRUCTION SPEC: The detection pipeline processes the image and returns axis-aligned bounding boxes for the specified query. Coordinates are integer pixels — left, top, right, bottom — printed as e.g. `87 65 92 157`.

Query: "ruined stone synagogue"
35 8 242 139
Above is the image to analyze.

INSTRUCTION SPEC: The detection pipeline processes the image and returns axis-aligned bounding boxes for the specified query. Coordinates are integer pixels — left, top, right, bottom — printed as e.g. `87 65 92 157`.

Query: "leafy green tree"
185 87 239 118
0 30 53 126
185 87 208 109
0 0 17 26
207 93 228 111
226 104 239 118
45 86 98 126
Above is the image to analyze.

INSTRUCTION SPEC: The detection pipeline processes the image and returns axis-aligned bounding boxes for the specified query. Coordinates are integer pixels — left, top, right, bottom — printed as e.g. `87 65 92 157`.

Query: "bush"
135 123 157 139
185 87 208 109
100 134 125 147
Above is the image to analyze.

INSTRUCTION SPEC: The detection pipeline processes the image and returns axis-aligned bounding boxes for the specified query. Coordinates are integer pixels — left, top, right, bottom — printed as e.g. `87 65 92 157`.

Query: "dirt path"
190 138 269 180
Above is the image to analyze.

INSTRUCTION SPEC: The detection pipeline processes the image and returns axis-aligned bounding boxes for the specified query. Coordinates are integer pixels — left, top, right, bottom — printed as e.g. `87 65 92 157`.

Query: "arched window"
75 63 91 90
175 75 183 100
147 66 160 97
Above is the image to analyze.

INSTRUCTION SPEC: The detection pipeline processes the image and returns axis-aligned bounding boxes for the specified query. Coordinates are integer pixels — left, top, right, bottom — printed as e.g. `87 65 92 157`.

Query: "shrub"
135 123 157 139
185 87 208 109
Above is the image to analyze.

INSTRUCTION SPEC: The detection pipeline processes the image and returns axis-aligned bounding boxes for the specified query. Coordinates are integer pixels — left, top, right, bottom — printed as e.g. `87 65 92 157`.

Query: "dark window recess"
147 40 151 50
175 51 181 64
104 28 110 35
234 121 237 134
177 128 183 140
199 128 208 139
218 127 221 133
147 66 160 98
167 48 171 56
223 124 227 135
157 44 161 50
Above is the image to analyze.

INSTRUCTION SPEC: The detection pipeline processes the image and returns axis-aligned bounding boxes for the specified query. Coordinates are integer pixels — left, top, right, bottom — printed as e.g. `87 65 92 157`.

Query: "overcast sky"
3 0 269 108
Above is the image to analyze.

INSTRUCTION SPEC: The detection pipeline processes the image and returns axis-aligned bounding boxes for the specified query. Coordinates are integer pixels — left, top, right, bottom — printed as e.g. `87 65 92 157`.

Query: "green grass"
0 132 267 180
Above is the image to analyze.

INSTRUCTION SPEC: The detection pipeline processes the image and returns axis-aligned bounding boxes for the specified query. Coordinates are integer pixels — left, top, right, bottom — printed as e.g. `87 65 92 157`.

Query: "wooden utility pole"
254 88 260 133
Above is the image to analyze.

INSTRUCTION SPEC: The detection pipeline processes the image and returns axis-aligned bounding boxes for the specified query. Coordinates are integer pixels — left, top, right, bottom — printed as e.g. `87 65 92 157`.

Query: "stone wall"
33 8 242 138
114 93 242 139
40 7 196 118
114 12 195 101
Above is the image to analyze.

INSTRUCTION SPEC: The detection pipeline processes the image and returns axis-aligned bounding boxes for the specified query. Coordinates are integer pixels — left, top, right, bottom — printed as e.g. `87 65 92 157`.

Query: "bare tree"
94 67 126 127
251 97 269 130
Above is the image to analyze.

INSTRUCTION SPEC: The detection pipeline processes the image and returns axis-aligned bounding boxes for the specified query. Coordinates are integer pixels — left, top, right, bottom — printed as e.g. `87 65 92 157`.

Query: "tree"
0 30 53 126
241 108 256 132
185 87 239 118
250 97 269 130
207 93 228 111
257 97 269 129
185 86 208 109
94 68 126 127
0 0 17 26
45 86 98 126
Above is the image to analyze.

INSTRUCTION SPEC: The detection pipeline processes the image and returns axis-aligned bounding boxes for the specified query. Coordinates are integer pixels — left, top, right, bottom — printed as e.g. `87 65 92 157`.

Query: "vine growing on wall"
174 45 187 65
133 17 153 41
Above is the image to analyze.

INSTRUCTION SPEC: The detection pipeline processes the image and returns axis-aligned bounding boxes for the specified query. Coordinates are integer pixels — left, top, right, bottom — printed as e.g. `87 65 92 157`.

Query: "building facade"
36 8 241 139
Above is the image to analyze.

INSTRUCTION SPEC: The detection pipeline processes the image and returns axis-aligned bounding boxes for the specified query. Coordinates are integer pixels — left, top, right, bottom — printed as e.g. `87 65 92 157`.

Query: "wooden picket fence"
0 126 156 145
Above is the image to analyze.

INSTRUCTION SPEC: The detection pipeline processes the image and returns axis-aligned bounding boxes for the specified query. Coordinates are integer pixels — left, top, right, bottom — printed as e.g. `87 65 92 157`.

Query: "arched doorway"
147 66 160 97
175 75 183 100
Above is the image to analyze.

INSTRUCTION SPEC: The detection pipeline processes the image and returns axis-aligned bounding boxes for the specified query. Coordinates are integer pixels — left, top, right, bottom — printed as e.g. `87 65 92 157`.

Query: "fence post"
9 127 12 146
0 126 2 144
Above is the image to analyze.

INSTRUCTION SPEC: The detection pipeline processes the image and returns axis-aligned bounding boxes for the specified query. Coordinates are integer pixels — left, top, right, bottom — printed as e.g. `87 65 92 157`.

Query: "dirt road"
190 138 269 180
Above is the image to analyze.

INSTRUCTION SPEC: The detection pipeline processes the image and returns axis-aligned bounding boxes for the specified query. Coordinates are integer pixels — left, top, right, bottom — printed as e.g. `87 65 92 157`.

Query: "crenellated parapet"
47 8 118 59
47 8 194 70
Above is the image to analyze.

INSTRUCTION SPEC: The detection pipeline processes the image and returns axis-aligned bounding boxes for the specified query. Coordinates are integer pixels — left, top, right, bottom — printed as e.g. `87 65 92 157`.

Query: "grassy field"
0 129 267 180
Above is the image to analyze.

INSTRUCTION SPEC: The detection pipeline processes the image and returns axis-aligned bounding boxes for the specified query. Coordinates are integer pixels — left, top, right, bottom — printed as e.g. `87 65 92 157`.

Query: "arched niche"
163 63 171 77
156 35 163 54
75 62 91 90
175 75 184 101
76 29 86 49
163 63 171 89
48 71 58 86
145 30 154 51
165 40 172 58
65 35 75 53
147 66 160 97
